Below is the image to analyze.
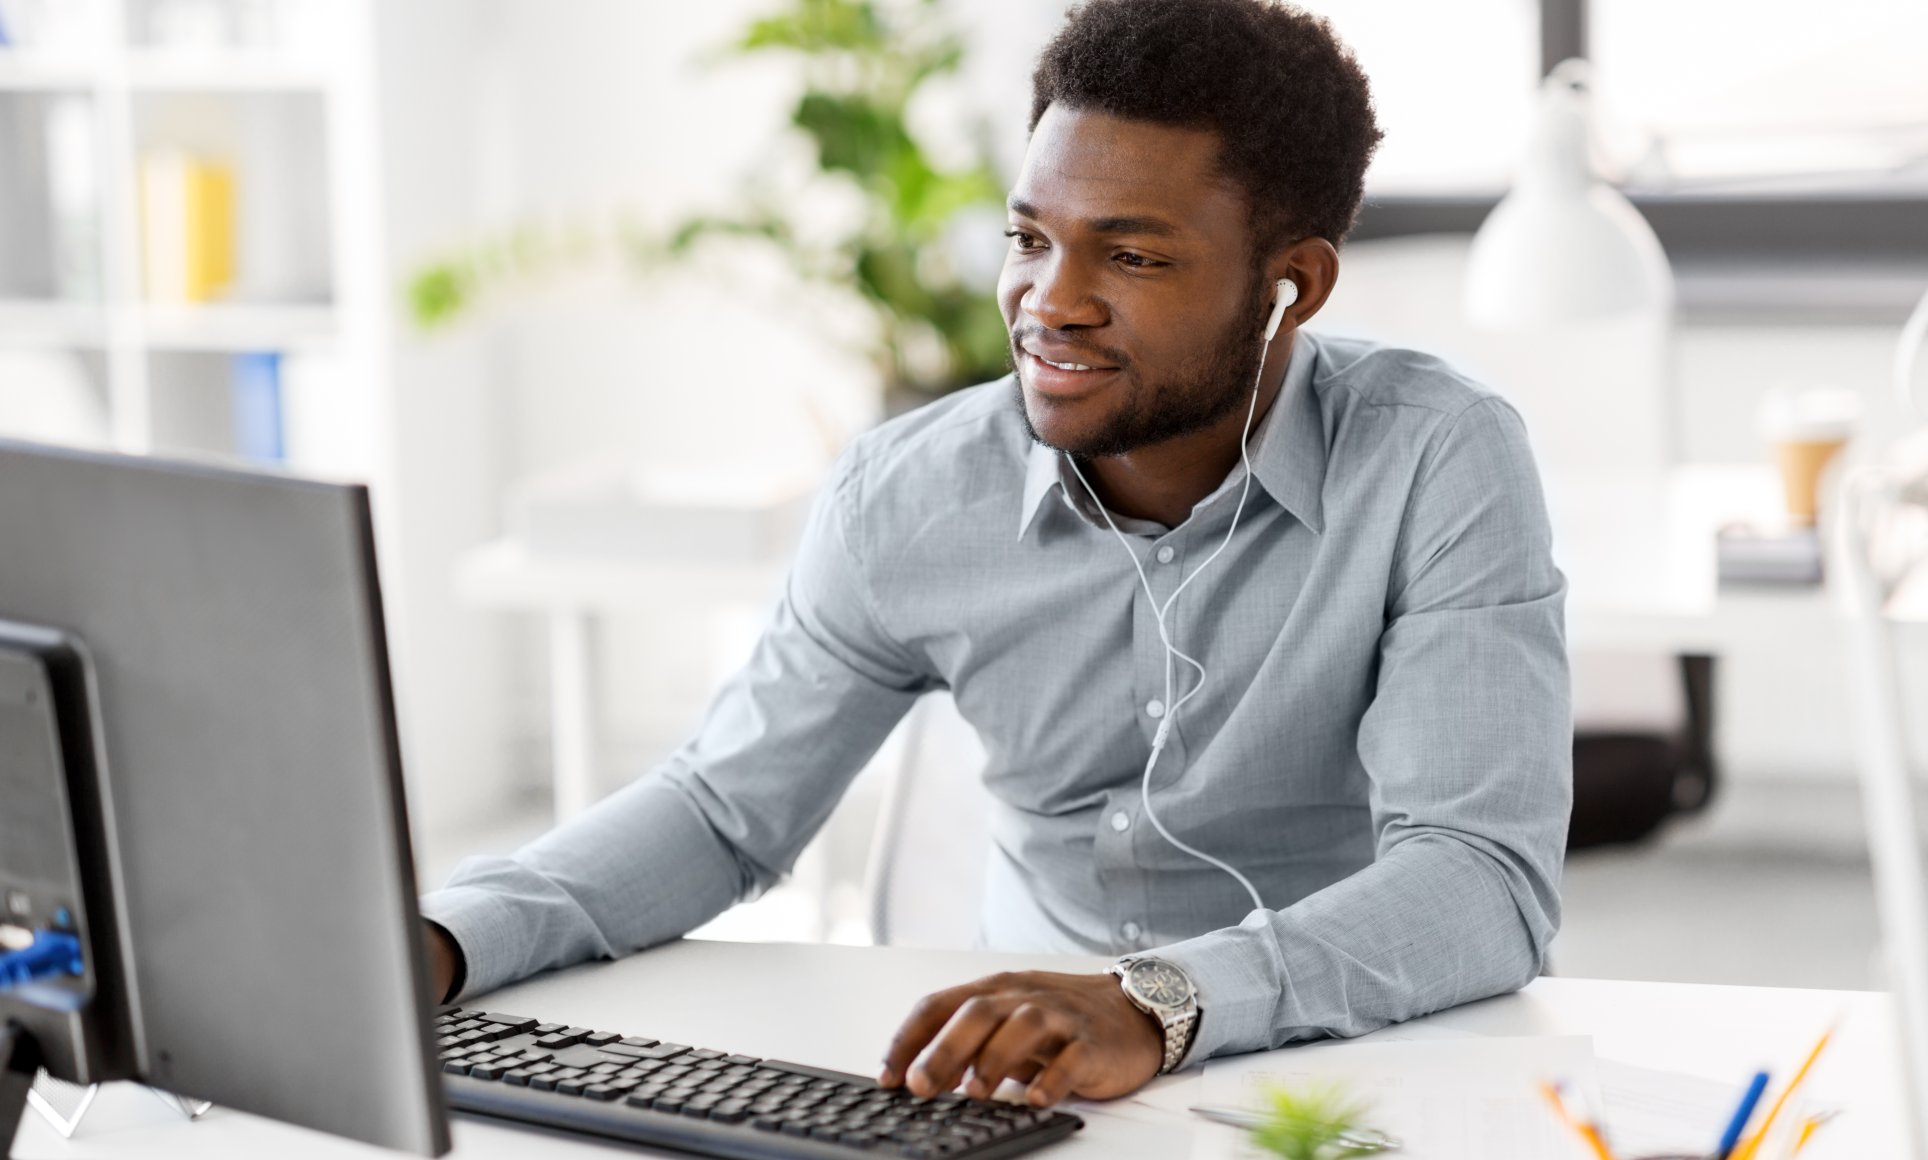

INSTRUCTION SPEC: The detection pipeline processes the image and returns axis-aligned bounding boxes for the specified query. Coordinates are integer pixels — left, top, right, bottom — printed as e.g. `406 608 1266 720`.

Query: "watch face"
1126 959 1193 1008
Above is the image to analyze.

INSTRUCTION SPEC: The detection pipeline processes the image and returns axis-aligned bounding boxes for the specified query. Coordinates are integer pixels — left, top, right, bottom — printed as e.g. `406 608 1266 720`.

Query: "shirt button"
1146 699 1165 719
1155 545 1175 564
1110 810 1131 833
1121 921 1143 942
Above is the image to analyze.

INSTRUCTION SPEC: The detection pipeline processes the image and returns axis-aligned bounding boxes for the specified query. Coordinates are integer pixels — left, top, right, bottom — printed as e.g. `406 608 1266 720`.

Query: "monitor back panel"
0 440 448 1155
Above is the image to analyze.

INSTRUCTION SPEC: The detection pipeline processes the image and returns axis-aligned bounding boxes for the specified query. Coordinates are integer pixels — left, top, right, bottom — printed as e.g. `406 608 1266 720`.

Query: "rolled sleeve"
1158 396 1570 1062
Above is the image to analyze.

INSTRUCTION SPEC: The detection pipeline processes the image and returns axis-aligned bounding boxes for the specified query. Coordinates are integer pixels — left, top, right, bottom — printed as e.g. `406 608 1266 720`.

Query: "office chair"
863 694 991 950
1834 433 1928 1160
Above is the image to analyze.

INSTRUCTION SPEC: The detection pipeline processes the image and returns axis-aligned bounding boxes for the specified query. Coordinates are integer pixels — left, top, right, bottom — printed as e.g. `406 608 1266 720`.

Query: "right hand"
425 921 462 1004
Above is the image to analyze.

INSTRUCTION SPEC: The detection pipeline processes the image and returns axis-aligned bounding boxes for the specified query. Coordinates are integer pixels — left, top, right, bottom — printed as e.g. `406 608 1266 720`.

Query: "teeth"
1040 356 1093 371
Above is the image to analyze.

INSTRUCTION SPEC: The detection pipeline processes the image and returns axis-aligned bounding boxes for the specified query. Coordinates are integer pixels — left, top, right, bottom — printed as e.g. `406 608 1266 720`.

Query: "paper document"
1596 1058 1741 1156
1193 1035 1602 1160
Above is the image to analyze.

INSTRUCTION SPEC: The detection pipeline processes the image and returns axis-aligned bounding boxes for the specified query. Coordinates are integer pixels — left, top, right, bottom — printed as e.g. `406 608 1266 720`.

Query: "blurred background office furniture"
7 938 1911 1158
454 540 787 822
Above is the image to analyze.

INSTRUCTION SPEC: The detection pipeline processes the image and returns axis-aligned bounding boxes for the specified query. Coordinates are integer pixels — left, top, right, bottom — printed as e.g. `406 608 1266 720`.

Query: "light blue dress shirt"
421 330 1571 1066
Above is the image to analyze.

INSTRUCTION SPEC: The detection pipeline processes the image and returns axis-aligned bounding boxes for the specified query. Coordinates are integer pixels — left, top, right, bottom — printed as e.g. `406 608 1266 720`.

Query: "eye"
1003 228 1044 253
1115 252 1165 270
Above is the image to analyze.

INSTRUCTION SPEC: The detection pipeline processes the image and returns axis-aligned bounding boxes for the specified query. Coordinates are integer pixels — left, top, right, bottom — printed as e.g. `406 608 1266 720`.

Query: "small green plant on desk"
1246 1082 1383 1160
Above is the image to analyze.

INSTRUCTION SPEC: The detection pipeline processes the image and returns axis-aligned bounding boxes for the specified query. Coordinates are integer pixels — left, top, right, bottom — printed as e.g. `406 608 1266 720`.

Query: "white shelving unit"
0 0 375 468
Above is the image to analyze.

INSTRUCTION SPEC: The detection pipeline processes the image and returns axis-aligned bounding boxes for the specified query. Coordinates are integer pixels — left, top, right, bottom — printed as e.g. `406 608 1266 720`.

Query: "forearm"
1157 828 1557 1061
419 772 753 1000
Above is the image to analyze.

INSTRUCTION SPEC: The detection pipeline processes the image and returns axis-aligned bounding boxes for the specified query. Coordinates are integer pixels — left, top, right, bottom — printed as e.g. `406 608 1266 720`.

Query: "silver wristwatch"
1108 957 1199 1074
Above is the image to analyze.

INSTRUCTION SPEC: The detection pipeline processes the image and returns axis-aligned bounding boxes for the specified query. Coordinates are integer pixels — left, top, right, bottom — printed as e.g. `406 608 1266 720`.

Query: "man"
422 0 1569 1110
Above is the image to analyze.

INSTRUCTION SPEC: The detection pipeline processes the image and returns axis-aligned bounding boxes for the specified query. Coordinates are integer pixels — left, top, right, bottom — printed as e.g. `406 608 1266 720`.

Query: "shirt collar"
1016 332 1326 540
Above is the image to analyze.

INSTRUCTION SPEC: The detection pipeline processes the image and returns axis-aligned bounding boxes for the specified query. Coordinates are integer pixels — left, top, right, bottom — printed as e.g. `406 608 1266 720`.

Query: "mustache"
1008 328 1130 371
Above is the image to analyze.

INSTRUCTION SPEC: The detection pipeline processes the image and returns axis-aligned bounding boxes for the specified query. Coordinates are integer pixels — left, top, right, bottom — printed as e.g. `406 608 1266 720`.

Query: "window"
1590 0 1928 191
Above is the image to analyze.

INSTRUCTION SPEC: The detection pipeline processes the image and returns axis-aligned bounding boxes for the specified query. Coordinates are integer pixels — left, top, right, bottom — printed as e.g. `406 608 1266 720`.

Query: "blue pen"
1716 1070 1771 1159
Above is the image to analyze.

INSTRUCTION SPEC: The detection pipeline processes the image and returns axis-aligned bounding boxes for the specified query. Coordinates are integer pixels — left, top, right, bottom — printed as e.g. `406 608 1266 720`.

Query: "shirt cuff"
418 883 533 1002
1153 914 1284 1065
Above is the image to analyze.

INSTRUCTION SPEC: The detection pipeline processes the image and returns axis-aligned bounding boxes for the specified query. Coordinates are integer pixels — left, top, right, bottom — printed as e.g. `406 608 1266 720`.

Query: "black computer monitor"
0 439 449 1155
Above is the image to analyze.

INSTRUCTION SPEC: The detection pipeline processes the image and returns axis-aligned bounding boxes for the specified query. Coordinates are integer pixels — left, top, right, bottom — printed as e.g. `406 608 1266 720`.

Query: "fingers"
1023 1039 1092 1107
879 984 977 1088
964 1003 1066 1100
906 994 1014 1096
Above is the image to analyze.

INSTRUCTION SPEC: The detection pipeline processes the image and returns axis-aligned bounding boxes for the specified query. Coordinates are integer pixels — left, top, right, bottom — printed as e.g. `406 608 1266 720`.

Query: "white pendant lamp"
1465 59 1674 327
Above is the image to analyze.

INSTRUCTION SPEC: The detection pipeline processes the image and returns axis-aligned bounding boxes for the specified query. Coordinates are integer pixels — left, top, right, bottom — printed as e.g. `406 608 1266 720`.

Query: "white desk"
9 940 1906 1158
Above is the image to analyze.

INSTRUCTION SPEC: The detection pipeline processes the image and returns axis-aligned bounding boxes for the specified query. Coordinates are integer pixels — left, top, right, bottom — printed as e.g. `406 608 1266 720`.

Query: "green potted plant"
1246 1082 1386 1160
408 0 1011 401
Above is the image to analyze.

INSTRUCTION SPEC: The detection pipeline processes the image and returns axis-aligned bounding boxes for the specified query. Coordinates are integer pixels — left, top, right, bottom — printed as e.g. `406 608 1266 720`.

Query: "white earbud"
1263 278 1299 342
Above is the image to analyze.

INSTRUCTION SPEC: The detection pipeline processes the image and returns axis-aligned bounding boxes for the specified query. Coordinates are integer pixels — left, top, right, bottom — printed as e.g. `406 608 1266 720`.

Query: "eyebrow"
1006 197 1182 239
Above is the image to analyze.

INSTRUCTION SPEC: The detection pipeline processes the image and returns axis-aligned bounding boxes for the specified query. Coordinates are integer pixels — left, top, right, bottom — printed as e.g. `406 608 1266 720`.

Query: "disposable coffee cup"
1758 388 1860 526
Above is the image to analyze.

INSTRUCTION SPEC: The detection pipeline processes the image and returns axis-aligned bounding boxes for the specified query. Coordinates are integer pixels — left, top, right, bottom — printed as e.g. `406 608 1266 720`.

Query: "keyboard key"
710 1105 748 1124
583 1084 621 1101
651 1095 686 1113
532 1023 564 1036
580 1031 620 1046
619 1036 658 1048
724 1054 760 1066
477 1013 538 1031
535 1032 586 1049
469 1063 508 1080
530 1076 559 1091
752 1115 785 1131
502 1070 536 1086
555 1080 589 1096
440 1060 467 1074
687 1048 725 1060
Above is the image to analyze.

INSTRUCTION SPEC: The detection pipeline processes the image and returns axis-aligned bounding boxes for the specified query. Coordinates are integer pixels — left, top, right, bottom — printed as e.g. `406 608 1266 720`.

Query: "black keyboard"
435 1005 1084 1158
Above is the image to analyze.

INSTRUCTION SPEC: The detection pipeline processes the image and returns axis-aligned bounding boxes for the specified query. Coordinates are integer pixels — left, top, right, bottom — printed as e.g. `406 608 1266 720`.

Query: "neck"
1078 330 1294 528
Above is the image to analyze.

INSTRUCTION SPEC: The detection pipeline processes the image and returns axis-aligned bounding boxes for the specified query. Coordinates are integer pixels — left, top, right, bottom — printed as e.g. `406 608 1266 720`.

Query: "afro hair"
1028 0 1383 251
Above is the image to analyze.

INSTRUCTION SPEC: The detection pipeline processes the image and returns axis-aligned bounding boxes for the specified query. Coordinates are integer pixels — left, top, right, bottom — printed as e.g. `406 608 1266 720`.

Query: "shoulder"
1304 330 1508 423
828 376 1029 527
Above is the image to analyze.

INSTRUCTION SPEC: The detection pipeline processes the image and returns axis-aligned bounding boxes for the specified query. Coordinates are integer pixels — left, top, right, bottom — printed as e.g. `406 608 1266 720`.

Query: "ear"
1264 236 1341 329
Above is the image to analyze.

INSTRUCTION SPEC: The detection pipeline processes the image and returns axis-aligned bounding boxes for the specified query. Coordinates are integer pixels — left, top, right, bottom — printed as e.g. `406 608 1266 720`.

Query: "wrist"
424 920 465 1004
1109 957 1200 1074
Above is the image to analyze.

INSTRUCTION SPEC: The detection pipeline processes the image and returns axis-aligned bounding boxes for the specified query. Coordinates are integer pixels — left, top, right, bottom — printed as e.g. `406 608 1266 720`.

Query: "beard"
1010 268 1271 459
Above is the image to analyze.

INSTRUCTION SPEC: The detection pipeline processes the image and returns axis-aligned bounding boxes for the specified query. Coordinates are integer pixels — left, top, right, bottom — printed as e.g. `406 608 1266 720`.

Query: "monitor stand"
2 1023 44 1154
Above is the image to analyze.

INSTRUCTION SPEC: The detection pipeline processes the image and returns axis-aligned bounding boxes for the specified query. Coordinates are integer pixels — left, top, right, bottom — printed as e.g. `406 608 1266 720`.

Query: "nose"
1018 252 1106 331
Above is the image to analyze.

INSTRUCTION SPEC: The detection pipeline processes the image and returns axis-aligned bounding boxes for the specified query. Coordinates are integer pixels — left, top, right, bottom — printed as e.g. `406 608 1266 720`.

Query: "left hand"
877 970 1164 1107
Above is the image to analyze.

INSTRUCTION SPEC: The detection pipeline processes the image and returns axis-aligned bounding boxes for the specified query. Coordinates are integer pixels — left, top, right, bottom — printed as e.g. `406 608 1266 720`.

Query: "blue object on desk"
1715 1069 1770 1158
231 351 286 464
0 930 83 986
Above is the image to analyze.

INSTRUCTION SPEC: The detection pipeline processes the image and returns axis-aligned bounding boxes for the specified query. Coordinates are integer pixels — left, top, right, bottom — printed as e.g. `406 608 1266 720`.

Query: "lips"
1021 351 1120 399
1017 338 1121 399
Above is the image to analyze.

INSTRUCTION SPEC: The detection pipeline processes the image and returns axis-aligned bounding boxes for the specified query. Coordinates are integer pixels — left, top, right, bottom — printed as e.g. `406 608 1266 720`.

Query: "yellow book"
141 151 236 304
184 159 234 303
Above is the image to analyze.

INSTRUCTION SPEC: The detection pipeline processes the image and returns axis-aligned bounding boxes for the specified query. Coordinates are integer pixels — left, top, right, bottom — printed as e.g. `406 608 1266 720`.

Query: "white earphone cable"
1062 323 1277 915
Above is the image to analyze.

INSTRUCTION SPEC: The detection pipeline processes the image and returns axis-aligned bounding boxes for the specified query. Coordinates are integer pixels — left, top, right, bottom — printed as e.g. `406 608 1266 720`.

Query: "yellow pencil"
1733 1026 1834 1160
1792 1110 1840 1156
1540 1081 1615 1160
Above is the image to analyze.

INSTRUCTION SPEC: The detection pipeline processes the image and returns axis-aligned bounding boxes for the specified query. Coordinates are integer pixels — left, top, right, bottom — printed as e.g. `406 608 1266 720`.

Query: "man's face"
999 104 1270 457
